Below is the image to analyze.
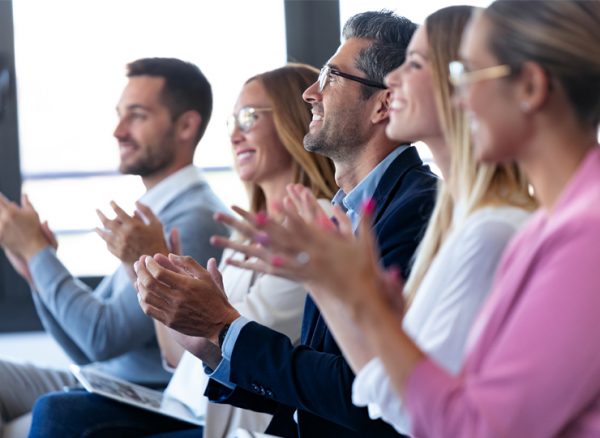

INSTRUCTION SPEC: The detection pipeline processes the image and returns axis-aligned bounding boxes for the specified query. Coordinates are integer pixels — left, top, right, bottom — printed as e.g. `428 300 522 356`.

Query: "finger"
21 193 35 211
135 201 158 225
95 227 114 245
0 192 10 207
206 258 225 292
167 254 210 279
168 228 182 255
214 211 259 241
135 256 174 306
153 253 184 274
225 256 303 282
41 221 58 249
96 209 114 230
110 201 133 223
210 236 271 262
357 198 381 265
332 206 352 235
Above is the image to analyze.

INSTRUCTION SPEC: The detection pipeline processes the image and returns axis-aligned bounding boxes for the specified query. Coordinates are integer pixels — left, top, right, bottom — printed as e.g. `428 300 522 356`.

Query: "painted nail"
330 216 339 229
271 255 285 268
254 232 270 246
255 211 268 226
361 198 376 216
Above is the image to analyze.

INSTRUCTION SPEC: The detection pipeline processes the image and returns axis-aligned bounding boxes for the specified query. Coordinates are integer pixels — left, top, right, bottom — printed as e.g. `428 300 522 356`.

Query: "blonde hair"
404 6 537 307
243 64 337 213
485 0 600 129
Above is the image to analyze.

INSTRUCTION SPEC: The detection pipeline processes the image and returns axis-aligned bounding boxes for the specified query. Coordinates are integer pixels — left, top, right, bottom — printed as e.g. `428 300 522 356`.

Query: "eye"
408 60 422 70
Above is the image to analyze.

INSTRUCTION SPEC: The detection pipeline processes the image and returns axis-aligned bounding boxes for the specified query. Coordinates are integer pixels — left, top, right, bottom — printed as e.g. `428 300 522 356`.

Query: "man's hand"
0 194 50 261
3 220 57 286
135 253 240 345
96 201 169 265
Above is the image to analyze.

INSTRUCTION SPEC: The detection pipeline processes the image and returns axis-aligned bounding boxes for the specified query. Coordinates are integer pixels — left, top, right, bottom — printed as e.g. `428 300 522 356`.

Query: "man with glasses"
0 57 228 435
136 11 439 438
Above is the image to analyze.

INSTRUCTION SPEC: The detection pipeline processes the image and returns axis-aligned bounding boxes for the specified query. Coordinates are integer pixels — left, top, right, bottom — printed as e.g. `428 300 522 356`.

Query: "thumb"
168 228 182 255
41 221 58 250
206 258 225 293
135 201 158 225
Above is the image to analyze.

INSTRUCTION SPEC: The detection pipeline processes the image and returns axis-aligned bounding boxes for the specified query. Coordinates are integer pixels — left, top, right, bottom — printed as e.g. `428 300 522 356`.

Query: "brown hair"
244 63 338 213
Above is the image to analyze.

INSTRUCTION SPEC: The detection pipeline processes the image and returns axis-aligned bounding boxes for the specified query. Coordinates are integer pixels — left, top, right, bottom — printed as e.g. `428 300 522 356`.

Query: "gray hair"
342 10 417 99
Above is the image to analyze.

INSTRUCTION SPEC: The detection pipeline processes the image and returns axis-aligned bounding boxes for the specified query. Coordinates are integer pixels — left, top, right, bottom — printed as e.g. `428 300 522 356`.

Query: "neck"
259 171 295 215
423 136 450 179
519 124 596 211
141 161 190 191
334 136 398 194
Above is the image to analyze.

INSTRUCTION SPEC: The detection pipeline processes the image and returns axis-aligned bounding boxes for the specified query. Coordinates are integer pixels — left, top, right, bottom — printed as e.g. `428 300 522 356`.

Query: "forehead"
407 25 428 55
328 37 373 70
118 76 165 109
460 11 494 64
234 79 271 110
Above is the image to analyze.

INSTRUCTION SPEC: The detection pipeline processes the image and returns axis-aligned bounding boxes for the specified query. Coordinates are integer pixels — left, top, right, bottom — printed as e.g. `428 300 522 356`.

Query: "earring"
520 101 531 113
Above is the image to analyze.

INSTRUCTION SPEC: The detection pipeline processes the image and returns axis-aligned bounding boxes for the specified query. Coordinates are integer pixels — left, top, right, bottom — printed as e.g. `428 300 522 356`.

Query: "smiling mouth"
236 150 256 161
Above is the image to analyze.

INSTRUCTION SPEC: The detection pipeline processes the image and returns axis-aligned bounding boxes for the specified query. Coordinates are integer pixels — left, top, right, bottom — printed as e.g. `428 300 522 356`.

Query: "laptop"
69 364 204 426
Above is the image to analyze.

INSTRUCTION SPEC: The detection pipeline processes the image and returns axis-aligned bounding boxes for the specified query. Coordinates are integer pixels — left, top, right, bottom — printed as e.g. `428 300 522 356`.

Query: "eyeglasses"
318 65 387 93
448 61 511 89
227 106 272 136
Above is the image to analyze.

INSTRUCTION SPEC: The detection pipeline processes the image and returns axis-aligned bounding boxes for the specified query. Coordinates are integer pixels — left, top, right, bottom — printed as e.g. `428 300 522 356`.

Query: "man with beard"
0 58 228 433
135 12 438 438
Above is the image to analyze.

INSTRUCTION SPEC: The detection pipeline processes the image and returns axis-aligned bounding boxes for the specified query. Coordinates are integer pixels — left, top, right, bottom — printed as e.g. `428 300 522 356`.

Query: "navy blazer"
206 146 438 437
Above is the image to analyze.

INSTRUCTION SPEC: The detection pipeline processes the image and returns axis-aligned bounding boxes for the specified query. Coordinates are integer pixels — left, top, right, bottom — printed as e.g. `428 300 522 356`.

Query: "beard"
118 128 176 177
303 106 367 162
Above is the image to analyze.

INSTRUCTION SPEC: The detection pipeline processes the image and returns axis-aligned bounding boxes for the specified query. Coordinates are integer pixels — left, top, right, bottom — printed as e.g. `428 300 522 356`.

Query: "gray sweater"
29 180 229 385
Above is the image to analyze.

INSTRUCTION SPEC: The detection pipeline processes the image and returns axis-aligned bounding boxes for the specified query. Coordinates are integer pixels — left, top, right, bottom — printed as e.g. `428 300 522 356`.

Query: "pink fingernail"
255 211 268 226
254 232 269 246
317 216 334 230
271 255 285 267
361 198 376 216
387 266 401 281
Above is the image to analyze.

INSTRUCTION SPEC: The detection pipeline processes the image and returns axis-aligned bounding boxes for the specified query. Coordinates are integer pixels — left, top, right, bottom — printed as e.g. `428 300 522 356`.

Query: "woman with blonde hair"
28 63 337 438
208 5 535 434
215 0 600 435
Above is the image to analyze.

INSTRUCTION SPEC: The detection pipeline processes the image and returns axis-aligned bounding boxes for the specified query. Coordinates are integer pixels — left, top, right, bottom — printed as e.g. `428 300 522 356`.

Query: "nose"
230 124 244 145
113 118 127 140
384 64 403 89
302 80 321 104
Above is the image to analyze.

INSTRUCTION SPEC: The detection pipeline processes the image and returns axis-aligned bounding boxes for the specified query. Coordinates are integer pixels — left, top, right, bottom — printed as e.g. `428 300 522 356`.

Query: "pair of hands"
0 193 57 286
209 184 405 318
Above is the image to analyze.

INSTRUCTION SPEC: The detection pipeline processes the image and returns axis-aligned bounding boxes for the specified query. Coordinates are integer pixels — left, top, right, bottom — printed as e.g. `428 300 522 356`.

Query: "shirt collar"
333 145 409 229
138 164 206 214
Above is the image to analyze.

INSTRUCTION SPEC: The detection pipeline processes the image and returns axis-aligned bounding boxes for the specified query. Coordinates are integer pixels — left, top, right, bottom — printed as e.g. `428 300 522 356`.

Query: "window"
13 0 286 276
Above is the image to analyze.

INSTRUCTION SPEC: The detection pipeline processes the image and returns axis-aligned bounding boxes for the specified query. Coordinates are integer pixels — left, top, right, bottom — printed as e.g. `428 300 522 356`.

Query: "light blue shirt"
208 146 410 387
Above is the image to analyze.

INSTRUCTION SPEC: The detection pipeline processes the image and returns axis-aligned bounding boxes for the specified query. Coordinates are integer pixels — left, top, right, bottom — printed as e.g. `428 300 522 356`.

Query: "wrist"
22 237 49 262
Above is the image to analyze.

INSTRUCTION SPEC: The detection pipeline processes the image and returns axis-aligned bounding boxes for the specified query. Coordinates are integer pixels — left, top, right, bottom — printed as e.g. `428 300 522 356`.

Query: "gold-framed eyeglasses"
227 106 272 136
448 61 511 88
318 65 387 93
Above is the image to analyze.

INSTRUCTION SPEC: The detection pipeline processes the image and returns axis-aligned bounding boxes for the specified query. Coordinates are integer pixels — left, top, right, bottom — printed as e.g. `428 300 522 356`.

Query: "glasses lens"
238 108 256 133
448 61 465 87
319 66 329 92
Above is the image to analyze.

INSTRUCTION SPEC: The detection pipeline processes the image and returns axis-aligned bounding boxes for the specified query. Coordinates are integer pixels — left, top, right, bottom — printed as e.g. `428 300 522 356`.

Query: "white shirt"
352 205 531 434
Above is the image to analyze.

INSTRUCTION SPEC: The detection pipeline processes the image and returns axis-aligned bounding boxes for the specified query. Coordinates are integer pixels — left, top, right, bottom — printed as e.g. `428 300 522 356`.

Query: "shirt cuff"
204 315 250 389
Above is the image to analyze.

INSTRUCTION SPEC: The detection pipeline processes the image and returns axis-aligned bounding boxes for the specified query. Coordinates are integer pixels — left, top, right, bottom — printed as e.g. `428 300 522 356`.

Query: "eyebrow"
407 49 428 60
116 104 151 115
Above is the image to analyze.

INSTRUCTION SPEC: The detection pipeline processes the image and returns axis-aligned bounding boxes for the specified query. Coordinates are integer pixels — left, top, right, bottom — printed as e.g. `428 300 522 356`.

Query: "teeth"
390 100 403 110
237 151 255 160
312 114 323 121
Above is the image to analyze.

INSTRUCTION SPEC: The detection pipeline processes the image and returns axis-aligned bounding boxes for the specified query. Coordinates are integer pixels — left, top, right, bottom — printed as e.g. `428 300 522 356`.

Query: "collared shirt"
138 164 206 214
332 145 408 231
208 146 410 387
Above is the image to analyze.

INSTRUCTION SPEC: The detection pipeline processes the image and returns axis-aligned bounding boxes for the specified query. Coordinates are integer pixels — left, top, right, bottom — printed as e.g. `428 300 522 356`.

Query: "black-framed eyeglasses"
318 65 387 93
227 106 272 136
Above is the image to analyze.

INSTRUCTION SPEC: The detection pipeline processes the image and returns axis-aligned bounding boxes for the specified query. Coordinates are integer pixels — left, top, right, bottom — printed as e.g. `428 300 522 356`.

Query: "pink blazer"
406 148 600 437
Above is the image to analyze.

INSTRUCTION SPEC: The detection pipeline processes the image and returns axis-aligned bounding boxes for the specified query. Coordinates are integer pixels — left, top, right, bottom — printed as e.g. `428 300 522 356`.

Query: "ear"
516 61 551 114
175 110 202 143
370 89 391 125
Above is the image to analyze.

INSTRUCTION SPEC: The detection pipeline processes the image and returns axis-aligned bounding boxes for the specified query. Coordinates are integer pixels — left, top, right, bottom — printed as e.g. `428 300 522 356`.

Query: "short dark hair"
342 10 417 99
126 57 212 144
